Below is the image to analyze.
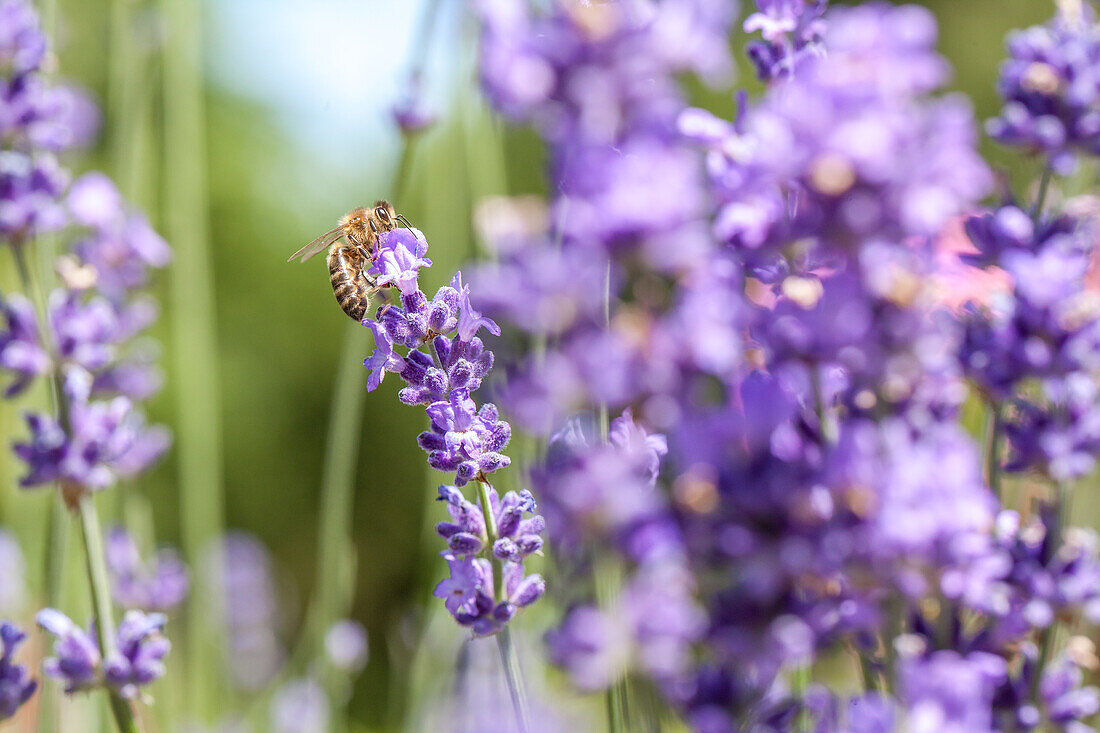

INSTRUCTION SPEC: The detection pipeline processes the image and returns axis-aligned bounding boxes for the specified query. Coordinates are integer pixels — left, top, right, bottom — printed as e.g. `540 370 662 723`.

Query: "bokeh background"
0 0 1074 730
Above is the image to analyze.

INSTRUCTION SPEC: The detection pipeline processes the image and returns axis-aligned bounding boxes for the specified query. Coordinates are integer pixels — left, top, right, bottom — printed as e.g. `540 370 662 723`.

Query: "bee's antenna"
397 214 415 230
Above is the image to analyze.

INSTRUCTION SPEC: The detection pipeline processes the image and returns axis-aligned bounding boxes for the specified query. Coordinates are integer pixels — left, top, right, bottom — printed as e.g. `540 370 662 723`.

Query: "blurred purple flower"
744 0 827 81
14 367 167 490
323 620 368 674
36 608 101 694
988 7 1100 173
899 650 1007 732
0 0 45 78
103 610 170 700
0 294 48 396
106 526 190 612
39 607 170 699
0 531 26 615
391 74 436 134
206 531 285 691
0 151 67 241
67 172 123 229
0 623 35 720
270 678 329 733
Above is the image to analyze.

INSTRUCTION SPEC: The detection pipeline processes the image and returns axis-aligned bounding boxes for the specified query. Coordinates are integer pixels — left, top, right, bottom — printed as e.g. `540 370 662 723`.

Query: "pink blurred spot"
930 215 1011 311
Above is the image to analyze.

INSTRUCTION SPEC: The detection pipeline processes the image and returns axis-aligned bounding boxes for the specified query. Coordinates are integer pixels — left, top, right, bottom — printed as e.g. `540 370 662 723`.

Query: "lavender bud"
449 532 485 555
427 300 450 333
448 359 473 390
493 537 520 561
510 574 545 607
423 368 447 396
398 387 426 406
454 461 478 486
477 452 510 475
483 422 511 453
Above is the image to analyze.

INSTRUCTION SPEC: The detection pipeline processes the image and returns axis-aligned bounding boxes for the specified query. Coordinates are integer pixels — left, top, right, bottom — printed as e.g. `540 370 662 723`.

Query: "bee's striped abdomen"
327 245 370 321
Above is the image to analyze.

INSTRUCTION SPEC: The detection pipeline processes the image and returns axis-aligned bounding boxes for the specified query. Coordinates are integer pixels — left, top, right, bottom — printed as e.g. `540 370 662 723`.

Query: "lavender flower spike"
356 222 543 636
0 622 35 720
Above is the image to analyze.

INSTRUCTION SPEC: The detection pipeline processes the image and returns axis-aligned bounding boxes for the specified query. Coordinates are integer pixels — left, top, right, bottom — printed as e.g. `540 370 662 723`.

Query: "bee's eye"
375 206 390 221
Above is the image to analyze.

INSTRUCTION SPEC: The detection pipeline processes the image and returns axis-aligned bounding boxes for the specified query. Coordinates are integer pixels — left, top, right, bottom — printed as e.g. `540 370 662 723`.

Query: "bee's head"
372 200 397 231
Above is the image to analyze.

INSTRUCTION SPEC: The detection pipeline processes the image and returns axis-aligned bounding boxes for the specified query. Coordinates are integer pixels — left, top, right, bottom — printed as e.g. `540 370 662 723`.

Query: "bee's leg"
370 285 393 320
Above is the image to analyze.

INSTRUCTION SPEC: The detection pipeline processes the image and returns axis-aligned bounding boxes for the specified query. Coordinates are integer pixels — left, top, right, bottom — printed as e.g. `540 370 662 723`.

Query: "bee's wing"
286 226 344 263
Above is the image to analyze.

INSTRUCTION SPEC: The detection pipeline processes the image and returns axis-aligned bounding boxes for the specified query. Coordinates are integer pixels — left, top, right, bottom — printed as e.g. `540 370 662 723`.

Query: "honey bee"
287 200 410 321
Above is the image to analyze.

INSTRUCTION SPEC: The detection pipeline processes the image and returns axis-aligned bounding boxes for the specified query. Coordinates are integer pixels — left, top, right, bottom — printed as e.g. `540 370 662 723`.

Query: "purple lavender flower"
433 485 545 635
432 551 544 637
451 271 500 344
988 6 1100 173
353 219 542 634
38 607 170 699
362 319 402 392
971 510 1100 640
48 290 119 372
106 526 190 612
0 151 67 242
0 623 35 720
531 410 668 554
900 650 1007 732
1038 653 1100 729
0 0 45 78
14 367 167 490
66 172 123 229
391 74 435 134
103 610 170 699
421 391 511 486
36 608 101 694
0 294 48 395
744 0 828 81
435 485 543 561
270 678 330 733
368 229 431 295
959 205 1100 479
71 212 172 301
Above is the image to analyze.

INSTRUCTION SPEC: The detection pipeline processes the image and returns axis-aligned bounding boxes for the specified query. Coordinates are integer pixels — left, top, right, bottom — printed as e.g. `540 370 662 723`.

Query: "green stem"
475 480 503 602
474 480 529 733
79 495 140 733
161 0 226 719
984 403 1002 499
792 663 812 732
302 323 369 662
1032 481 1071 703
856 648 879 692
811 366 837 444
496 627 531 733
597 259 611 439
1032 167 1053 222
594 256 629 731
11 243 71 732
